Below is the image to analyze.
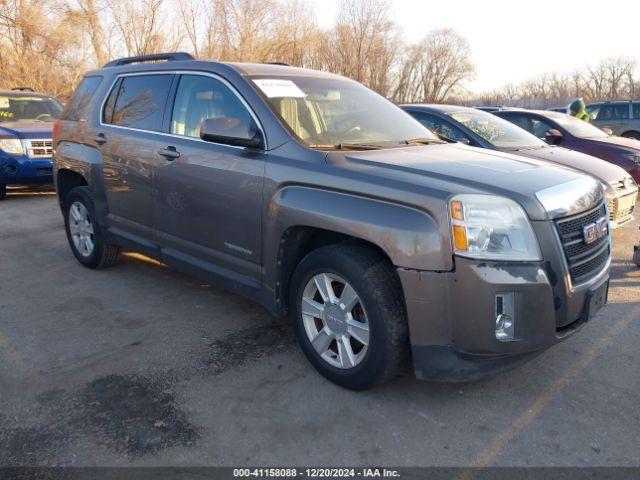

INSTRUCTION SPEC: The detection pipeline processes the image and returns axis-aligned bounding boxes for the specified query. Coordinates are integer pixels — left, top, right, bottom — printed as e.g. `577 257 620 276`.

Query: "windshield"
0 94 63 123
250 75 435 149
449 110 546 149
547 112 609 138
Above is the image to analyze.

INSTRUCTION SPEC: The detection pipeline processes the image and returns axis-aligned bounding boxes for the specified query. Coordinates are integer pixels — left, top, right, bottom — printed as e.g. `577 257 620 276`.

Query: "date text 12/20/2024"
233 468 401 478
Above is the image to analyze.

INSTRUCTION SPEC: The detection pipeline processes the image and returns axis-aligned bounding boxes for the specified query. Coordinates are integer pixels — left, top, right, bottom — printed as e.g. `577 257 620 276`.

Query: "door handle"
94 133 106 145
157 146 180 160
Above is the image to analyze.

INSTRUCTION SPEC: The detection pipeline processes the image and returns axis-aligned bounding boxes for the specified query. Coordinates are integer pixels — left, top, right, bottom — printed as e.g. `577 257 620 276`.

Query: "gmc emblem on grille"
583 217 608 245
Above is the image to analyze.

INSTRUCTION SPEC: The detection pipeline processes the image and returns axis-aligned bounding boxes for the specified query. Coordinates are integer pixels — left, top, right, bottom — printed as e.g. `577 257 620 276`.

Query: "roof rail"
266 62 290 66
103 52 195 68
12 87 35 92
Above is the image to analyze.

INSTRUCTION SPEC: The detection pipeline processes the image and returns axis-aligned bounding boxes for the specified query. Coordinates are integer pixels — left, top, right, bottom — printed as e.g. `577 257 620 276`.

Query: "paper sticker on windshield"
253 79 306 98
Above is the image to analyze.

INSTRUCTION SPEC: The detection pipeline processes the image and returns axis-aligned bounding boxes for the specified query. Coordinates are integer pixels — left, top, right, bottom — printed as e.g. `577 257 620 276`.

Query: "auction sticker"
253 79 306 98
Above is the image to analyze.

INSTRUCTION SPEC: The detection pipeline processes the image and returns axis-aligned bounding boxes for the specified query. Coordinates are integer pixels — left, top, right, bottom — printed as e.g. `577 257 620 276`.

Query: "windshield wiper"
402 137 445 145
335 142 384 150
308 143 382 151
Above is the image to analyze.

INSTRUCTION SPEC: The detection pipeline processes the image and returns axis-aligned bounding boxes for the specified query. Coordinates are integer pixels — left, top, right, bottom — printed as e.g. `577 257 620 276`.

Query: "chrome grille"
25 139 53 158
555 203 610 285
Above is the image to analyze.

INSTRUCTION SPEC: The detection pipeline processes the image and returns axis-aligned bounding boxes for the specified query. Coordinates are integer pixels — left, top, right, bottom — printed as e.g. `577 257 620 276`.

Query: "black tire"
63 186 121 269
634 246 640 268
0 184 6 200
289 243 409 390
622 131 640 140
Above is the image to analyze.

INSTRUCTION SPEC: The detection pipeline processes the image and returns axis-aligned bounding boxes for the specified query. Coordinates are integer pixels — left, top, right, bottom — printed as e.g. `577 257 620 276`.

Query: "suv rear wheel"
0 185 6 200
63 186 121 269
290 243 409 390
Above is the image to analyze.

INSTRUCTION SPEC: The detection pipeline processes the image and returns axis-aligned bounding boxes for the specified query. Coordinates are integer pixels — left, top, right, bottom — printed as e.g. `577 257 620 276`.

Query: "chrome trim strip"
98 70 268 151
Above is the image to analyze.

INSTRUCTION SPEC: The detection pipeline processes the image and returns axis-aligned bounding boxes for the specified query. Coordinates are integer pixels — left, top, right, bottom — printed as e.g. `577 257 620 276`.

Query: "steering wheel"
35 114 52 121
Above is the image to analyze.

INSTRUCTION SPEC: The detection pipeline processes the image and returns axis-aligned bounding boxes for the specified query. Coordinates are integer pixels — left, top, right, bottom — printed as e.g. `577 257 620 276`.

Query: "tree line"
0 0 637 107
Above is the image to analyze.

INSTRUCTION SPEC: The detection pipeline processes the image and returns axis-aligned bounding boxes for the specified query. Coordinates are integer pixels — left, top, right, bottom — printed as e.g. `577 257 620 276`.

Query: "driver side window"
413 113 470 143
171 75 252 139
506 115 554 138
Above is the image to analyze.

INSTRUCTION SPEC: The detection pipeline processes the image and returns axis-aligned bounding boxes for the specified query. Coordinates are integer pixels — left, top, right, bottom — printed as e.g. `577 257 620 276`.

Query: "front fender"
264 186 453 281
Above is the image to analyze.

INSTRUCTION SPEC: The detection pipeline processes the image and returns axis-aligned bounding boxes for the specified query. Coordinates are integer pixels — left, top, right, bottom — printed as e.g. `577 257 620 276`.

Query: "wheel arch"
621 130 640 139
265 186 452 315
56 169 88 207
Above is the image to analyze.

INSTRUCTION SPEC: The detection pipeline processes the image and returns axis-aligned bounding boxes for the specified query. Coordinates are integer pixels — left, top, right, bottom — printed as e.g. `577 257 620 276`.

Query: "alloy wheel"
69 201 95 257
301 273 370 369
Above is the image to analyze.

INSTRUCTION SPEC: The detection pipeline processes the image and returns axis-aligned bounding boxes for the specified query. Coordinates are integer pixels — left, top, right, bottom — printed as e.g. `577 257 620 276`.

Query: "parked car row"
46 53 618 389
401 105 638 228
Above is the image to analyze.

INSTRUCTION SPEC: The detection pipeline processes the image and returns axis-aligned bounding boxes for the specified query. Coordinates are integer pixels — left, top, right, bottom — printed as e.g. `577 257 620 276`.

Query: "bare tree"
319 0 399 95
0 0 87 96
108 0 182 57
65 0 112 66
392 28 475 103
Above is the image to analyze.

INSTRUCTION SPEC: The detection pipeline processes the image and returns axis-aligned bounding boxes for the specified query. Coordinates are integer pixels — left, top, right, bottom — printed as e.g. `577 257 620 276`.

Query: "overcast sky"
309 0 640 92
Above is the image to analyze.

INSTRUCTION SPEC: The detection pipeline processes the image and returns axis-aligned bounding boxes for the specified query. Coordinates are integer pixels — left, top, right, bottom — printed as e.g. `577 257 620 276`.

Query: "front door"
154 73 265 283
98 73 174 237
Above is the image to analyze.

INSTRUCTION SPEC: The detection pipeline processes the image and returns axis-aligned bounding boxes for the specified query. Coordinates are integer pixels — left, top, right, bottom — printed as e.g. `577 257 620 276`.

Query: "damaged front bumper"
398 256 609 382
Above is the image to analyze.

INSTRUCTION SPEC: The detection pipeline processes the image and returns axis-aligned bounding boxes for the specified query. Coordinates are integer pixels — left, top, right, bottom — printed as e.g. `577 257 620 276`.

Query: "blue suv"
0 88 63 199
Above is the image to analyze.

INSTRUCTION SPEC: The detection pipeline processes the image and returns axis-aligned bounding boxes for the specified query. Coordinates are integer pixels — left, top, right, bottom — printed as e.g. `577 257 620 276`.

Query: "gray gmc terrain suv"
54 53 611 390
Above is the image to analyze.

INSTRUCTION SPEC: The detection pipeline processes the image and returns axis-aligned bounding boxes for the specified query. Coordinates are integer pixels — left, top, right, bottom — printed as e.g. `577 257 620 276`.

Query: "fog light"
495 293 515 342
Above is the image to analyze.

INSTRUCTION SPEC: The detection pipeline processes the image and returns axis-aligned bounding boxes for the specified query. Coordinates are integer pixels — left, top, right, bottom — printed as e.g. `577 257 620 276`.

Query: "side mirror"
544 129 564 145
199 118 263 149
602 127 613 136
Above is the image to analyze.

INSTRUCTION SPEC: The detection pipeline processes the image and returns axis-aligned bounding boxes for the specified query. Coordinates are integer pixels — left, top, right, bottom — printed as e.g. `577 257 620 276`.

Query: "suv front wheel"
290 244 409 390
63 186 121 269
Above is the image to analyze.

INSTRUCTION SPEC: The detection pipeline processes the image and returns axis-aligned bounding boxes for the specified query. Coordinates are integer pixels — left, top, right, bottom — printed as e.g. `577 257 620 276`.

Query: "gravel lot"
0 188 639 467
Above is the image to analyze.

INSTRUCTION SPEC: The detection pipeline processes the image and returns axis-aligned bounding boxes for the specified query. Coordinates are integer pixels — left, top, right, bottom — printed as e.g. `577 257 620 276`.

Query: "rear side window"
61 76 103 121
596 104 629 121
105 74 173 131
633 103 640 119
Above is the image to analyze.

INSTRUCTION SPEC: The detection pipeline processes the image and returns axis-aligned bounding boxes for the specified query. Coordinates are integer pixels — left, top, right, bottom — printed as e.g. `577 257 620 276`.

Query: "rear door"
154 72 266 283
98 73 174 237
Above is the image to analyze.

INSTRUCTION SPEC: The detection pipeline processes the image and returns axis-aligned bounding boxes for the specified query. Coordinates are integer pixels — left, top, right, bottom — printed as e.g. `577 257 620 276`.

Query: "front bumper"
0 154 53 185
399 255 609 382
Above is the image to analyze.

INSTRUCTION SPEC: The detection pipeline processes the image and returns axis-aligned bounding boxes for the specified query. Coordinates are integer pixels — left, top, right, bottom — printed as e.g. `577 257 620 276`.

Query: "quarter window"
62 76 102 121
106 74 173 131
170 74 253 138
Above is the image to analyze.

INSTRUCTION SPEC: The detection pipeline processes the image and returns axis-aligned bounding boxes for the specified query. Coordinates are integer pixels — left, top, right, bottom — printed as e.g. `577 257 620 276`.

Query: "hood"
515 145 629 187
327 143 599 220
0 121 54 139
587 135 640 151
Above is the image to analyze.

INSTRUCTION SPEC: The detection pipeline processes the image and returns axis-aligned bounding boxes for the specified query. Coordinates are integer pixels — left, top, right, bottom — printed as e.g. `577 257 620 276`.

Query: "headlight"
0 138 24 154
622 152 640 165
450 194 542 261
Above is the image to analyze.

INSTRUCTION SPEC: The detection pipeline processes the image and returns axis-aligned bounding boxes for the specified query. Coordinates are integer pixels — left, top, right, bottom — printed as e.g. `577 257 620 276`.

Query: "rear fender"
55 142 109 223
